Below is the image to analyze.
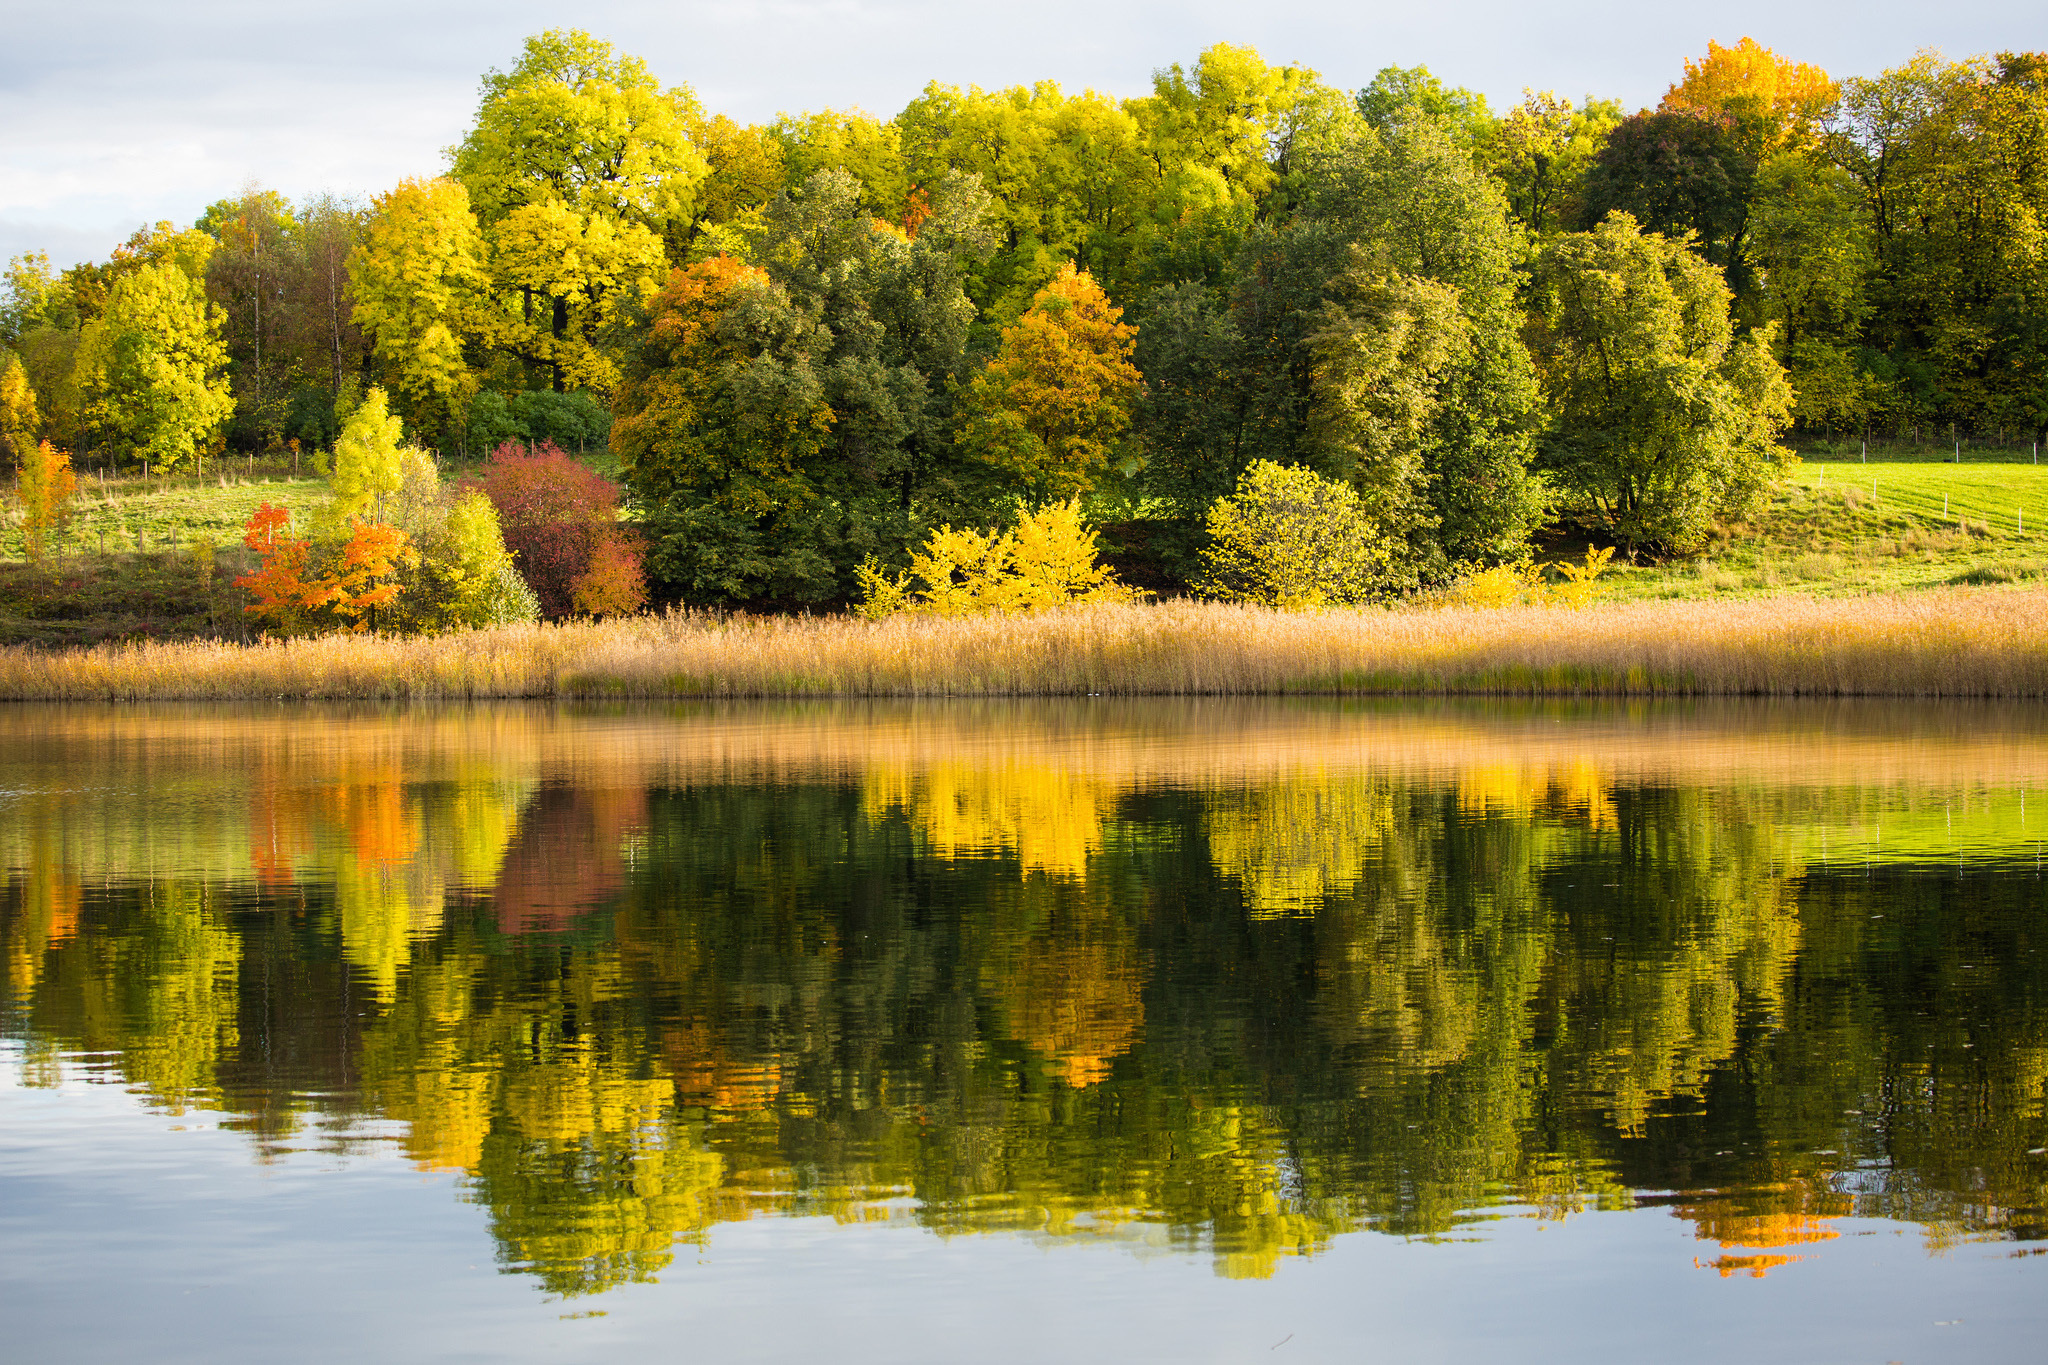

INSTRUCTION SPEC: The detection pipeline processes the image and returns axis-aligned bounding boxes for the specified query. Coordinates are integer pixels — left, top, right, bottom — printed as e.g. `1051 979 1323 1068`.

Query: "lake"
2 699 2045 1362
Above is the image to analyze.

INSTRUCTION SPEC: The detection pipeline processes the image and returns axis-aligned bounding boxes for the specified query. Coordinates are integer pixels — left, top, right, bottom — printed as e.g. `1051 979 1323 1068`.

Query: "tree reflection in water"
3 700 2047 1295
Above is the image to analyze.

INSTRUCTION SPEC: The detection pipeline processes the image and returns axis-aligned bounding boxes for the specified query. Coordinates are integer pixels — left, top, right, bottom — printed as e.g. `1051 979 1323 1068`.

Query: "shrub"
480 441 643 617
1193 461 1402 608
1442 546 1615 609
855 501 1140 617
571 531 649 618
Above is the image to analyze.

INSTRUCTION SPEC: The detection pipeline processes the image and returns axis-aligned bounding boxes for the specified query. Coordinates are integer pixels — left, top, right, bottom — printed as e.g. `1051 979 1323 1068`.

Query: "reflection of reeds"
4 589 2048 700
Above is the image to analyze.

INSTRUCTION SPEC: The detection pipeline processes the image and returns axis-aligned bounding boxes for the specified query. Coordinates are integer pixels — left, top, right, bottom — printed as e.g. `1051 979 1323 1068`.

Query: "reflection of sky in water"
3 1045 2036 1365
3 701 2047 1361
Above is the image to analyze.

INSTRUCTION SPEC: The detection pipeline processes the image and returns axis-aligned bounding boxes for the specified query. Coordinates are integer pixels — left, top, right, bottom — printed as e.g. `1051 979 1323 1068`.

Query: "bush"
855 501 1139 617
479 441 643 617
1193 462 1403 608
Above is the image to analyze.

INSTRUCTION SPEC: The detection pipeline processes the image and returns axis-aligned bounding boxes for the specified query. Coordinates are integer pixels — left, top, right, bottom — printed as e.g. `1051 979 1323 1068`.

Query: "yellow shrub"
1447 561 1547 608
1193 461 1403 609
1445 546 1614 610
1550 545 1616 609
855 501 1139 618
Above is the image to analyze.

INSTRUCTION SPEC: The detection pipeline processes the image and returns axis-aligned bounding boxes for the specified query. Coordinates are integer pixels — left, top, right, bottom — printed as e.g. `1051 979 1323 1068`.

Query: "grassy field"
1581 455 2048 601
0 468 334 647
3 588 2047 701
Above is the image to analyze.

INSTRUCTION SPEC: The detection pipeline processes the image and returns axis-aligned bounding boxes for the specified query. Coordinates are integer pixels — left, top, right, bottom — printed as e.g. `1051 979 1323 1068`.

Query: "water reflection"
3 700 2047 1297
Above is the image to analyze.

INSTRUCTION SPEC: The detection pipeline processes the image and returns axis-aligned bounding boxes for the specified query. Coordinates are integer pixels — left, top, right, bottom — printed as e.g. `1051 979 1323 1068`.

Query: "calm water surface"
2 699 2046 1363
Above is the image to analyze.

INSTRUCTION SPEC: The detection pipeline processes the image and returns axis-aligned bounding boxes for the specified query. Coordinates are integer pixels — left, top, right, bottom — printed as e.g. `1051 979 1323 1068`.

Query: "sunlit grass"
1586 459 2048 602
5 586 2048 700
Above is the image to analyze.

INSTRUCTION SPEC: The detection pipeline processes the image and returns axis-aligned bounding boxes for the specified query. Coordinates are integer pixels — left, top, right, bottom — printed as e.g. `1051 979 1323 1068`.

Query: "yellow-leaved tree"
326 386 407 526
855 501 1139 616
349 178 489 441
0 354 38 470
74 260 233 470
961 263 1140 500
1660 37 1839 150
450 28 707 394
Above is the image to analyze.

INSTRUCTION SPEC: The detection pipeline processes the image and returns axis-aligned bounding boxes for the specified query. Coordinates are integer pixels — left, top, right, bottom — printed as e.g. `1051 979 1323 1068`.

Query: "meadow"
1593 452 2048 600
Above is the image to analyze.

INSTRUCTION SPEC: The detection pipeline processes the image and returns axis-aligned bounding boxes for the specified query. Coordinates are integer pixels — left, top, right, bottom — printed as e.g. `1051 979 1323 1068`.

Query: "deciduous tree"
74 260 233 469
328 386 406 525
960 263 1139 499
451 28 707 394
348 178 489 438
0 355 39 469
611 256 838 603
1527 213 1793 550
15 440 77 563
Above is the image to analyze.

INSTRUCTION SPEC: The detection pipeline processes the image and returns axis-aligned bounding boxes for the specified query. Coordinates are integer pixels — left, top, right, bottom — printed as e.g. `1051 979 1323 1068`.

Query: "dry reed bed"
2 588 2047 701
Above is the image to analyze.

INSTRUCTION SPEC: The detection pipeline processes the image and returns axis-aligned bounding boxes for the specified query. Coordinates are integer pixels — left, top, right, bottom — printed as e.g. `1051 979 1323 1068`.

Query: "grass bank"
4 587 2048 701
1588 458 2048 601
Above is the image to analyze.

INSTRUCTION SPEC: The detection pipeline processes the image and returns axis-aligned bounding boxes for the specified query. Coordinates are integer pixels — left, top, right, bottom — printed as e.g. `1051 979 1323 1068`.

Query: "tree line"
2 32 2044 605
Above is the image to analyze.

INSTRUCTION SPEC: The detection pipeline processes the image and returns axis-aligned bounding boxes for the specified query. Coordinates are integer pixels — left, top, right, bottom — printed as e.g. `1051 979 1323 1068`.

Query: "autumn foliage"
962 264 1140 500
479 440 644 617
14 440 78 563
236 502 415 632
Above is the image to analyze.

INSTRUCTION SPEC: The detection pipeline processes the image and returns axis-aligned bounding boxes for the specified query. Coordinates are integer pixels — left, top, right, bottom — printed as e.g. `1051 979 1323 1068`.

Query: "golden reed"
3 588 2047 701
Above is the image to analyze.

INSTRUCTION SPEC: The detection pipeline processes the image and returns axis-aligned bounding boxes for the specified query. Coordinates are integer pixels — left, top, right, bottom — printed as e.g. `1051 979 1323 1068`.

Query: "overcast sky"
4 0 2040 269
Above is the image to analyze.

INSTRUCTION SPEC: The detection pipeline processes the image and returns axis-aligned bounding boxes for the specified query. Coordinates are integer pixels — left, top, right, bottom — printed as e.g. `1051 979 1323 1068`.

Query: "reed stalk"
3 588 2047 701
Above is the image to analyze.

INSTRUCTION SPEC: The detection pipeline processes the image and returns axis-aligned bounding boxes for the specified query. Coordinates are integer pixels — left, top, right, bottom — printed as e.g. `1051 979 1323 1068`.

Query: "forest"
1 31 2046 621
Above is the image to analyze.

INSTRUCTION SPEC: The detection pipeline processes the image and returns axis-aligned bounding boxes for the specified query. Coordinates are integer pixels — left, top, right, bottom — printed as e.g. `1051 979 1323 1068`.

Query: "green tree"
1 251 58 349
1303 115 1548 560
1354 65 1493 149
1304 251 1466 561
1829 50 2048 440
611 257 838 603
74 260 233 469
1527 213 1794 550
1745 154 1875 432
198 188 299 448
752 166 994 541
1486 90 1623 235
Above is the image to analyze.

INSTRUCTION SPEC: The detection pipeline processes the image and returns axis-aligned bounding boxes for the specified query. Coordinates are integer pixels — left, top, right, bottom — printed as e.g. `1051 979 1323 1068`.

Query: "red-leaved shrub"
478 441 644 617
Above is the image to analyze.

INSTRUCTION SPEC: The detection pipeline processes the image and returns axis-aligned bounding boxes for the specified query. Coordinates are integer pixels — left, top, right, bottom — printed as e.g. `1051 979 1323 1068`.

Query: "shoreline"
3 587 2047 702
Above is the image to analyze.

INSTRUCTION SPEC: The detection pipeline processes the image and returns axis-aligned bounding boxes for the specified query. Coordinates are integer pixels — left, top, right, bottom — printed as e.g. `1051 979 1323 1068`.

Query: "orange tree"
236 502 414 633
960 263 1139 500
15 440 77 563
